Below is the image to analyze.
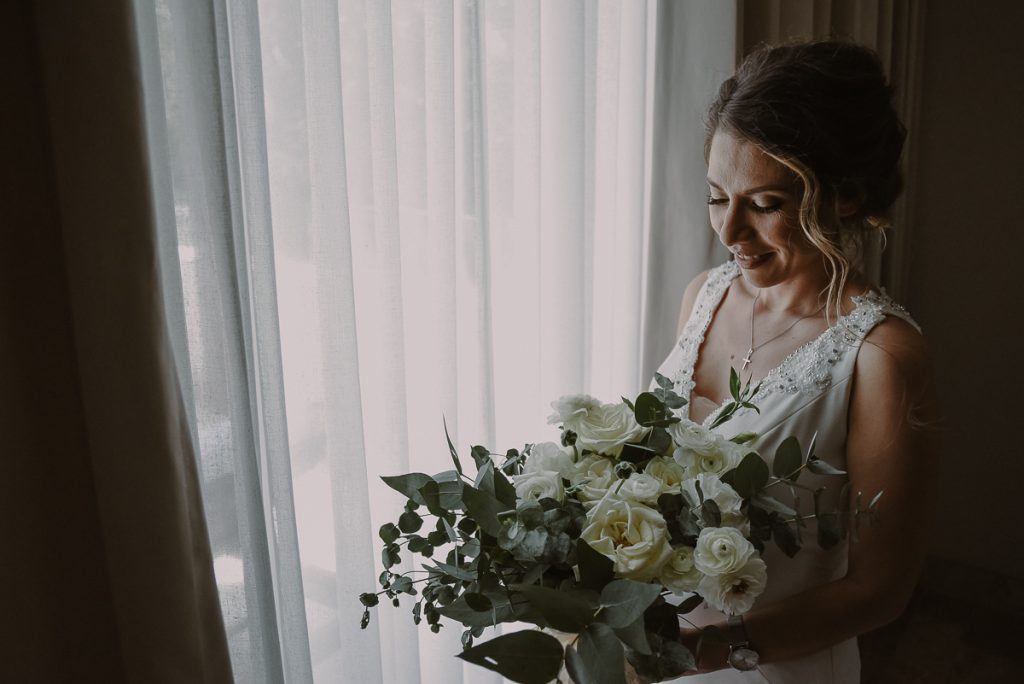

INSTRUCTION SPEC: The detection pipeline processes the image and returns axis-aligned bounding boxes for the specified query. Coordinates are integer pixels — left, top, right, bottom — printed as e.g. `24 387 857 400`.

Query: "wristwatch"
726 614 760 671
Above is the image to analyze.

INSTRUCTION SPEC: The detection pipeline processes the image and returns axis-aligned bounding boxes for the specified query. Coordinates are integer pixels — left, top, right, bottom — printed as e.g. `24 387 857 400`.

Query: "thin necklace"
741 290 825 371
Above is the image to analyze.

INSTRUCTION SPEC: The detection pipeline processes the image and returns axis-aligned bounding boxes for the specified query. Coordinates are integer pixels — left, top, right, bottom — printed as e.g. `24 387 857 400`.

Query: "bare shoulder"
851 315 935 429
676 269 713 337
855 316 930 386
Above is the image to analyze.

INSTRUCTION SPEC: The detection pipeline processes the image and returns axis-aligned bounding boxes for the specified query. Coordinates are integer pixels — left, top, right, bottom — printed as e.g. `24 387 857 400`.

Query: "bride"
639 41 937 683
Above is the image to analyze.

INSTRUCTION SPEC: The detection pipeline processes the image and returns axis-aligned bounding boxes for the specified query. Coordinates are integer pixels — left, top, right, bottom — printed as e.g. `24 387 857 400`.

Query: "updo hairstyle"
705 40 907 320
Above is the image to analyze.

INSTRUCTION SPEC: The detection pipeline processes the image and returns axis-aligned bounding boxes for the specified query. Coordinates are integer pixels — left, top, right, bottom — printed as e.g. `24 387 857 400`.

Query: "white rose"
512 470 564 503
681 473 748 533
670 422 750 477
568 454 618 502
693 526 755 577
549 394 653 458
547 394 602 431
643 456 686 494
614 473 663 505
659 546 703 594
697 556 767 615
581 498 673 581
524 441 575 478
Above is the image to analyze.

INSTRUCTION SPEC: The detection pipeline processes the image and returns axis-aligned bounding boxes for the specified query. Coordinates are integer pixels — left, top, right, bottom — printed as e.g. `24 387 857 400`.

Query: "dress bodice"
653 260 919 684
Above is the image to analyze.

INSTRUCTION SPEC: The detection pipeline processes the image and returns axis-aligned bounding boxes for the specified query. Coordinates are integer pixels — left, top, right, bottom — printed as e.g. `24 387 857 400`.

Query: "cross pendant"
741 348 753 370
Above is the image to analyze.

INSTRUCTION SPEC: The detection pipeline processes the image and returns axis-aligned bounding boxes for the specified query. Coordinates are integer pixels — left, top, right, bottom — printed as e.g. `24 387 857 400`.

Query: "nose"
716 202 748 248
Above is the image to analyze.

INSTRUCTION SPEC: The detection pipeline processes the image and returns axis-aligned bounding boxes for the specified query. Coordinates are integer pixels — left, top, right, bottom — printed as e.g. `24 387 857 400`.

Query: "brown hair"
705 40 907 321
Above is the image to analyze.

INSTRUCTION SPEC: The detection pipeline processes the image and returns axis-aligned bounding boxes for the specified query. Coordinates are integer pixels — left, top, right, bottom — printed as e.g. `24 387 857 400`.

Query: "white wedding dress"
652 260 919 684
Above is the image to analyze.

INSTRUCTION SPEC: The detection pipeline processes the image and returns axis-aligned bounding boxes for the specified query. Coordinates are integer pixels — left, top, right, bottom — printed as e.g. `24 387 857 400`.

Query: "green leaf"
634 392 669 427
378 523 401 543
577 622 626 684
462 485 508 537
729 367 740 399
456 630 565 684
656 640 696 679
621 396 636 411
654 372 674 390
419 480 445 517
599 579 662 629
817 512 841 550
437 592 519 627
773 521 801 557
675 593 704 615
381 473 433 504
869 489 884 511
471 445 491 469
443 416 464 476
512 584 598 633
428 561 477 582
564 644 590 684
772 436 803 480
645 427 673 455
613 614 651 656
442 517 459 544
493 469 518 508
398 511 423 533
577 539 615 592
752 492 797 517
732 452 769 498
464 592 494 612
806 457 846 476
699 499 722 527
729 432 758 445
433 470 464 509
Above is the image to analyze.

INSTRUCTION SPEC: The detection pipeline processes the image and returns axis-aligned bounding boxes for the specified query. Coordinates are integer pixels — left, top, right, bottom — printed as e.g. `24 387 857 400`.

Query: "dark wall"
910 0 1024 578
0 2 124 680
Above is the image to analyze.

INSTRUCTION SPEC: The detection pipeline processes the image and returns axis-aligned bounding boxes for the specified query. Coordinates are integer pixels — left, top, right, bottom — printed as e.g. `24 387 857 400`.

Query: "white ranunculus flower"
681 473 748 533
512 470 564 503
693 526 755 577
547 394 602 431
614 473 663 505
524 441 575 478
697 556 767 615
569 454 618 502
643 456 687 495
669 421 751 477
659 546 703 594
581 498 673 581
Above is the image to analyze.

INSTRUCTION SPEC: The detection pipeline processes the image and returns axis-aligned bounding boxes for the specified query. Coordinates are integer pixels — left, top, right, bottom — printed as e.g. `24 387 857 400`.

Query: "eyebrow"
706 179 793 194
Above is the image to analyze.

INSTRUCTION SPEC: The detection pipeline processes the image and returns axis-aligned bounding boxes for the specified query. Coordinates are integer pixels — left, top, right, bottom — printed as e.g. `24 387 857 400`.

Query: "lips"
733 251 772 268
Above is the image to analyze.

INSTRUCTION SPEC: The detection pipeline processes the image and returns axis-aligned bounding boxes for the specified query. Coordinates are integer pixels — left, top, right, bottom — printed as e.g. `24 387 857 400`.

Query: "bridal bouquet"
359 371 879 683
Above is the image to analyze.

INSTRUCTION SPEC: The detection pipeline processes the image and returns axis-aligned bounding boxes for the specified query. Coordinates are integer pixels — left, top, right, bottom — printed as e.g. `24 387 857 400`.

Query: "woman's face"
706 130 823 290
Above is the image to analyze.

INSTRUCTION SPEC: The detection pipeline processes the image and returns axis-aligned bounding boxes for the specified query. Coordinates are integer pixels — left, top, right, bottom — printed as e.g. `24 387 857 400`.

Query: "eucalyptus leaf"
436 592 519 627
564 643 591 684
464 592 493 612
512 583 598 633
772 521 801 557
578 622 626 684
471 445 491 469
381 473 433 505
577 539 615 592
655 372 674 390
817 512 841 550
699 499 722 527
599 579 661 628
456 630 565 684
674 593 704 615
729 432 759 445
772 436 803 480
752 492 797 517
729 367 740 399
806 457 846 476
634 392 669 427
433 470 465 509
398 511 423 534
379 523 400 543
428 560 477 582
654 640 696 680
418 480 445 517
443 416 463 476
493 469 518 508
462 485 508 537
613 614 651 655
645 427 673 455
869 489 884 510
732 452 769 498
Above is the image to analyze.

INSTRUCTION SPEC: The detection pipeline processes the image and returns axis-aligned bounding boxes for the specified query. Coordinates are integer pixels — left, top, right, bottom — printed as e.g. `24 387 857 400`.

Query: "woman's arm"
685 316 940 671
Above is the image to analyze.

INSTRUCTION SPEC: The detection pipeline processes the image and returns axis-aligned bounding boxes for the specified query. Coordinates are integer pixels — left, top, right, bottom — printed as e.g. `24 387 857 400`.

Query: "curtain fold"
31 0 233 681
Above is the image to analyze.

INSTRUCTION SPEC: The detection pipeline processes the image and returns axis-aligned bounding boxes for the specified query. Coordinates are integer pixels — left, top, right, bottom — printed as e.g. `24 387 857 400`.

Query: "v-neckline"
683 265 862 428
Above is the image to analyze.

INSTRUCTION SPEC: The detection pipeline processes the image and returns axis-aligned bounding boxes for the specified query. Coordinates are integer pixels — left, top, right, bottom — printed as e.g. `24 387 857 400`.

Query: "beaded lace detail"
670 261 919 427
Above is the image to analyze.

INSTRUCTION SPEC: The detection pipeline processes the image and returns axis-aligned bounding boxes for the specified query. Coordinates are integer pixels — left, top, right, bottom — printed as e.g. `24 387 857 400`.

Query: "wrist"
725 614 760 671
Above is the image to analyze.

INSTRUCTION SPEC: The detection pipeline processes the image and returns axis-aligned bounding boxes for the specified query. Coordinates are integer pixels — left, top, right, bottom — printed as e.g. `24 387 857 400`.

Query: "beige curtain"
6 1 233 681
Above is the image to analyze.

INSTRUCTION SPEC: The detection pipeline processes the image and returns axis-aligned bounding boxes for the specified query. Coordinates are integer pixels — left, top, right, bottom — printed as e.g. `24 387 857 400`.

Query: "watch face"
728 646 760 671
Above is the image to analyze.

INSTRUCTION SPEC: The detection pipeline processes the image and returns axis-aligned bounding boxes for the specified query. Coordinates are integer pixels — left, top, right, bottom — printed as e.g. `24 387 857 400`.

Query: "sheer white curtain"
139 1 664 681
